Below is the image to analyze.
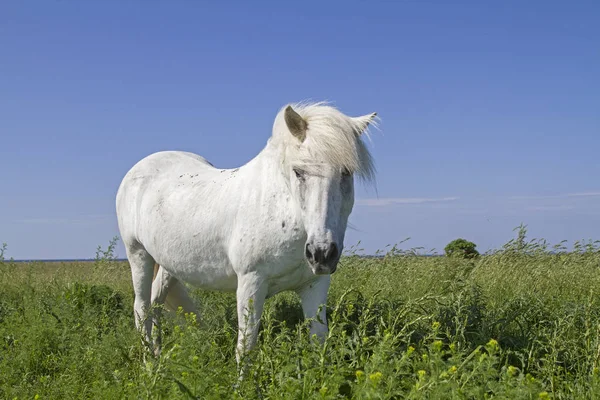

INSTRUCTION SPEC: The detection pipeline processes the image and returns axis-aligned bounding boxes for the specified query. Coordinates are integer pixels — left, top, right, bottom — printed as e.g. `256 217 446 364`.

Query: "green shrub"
445 238 480 259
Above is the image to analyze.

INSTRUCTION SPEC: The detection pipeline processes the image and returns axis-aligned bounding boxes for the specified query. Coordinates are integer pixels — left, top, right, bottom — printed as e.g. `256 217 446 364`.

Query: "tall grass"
1 227 600 399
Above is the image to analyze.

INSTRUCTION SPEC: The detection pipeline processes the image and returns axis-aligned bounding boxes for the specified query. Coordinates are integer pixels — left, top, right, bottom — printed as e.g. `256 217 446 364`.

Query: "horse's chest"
266 262 315 297
258 222 315 295
233 210 305 259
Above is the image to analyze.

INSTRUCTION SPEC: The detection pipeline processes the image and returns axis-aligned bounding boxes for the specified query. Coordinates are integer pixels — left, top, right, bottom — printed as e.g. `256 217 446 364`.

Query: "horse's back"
128 151 214 176
116 151 216 240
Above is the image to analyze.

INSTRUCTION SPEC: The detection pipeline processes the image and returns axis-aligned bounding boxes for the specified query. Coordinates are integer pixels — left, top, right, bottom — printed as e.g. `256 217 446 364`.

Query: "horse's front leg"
297 275 331 342
235 272 268 365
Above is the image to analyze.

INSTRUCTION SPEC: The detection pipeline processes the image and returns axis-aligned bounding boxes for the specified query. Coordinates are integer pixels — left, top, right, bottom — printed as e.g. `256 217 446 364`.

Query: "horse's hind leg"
150 264 173 355
164 280 198 315
152 264 198 314
151 264 199 354
125 246 155 348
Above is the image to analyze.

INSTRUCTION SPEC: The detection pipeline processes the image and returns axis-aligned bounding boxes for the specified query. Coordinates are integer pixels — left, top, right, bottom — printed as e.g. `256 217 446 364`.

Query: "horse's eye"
342 169 351 177
294 169 305 179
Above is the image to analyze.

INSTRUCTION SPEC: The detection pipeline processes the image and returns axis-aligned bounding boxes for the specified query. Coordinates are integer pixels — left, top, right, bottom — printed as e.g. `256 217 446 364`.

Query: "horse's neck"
241 142 300 223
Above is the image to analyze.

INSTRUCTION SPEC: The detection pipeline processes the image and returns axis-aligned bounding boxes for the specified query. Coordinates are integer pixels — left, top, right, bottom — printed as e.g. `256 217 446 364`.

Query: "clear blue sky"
1 1 599 259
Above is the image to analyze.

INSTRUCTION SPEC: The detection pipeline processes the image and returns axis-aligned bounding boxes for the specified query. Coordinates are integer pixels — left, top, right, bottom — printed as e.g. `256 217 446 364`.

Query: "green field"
2 229 600 399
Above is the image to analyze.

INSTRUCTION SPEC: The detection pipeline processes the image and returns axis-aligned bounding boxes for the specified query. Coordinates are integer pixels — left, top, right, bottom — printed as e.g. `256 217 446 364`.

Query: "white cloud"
527 205 576 212
509 192 600 200
18 214 112 225
356 196 460 207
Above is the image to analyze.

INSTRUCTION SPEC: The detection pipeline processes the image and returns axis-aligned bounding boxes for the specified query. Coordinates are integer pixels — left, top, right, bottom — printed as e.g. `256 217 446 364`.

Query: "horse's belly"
165 261 238 292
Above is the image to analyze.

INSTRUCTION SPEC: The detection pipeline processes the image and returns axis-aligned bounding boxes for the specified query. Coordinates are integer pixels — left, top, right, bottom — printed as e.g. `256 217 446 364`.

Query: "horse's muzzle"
312 263 338 275
305 242 340 275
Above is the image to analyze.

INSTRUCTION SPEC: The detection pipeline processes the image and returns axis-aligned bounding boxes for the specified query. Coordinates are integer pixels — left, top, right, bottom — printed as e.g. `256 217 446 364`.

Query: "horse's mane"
271 102 376 183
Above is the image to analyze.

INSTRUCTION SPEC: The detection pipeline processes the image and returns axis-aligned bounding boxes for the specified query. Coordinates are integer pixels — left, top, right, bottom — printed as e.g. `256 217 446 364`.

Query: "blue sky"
1 1 599 259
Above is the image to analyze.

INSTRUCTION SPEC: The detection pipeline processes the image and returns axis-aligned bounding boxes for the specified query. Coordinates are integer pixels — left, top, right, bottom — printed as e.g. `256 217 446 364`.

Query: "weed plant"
1 227 600 399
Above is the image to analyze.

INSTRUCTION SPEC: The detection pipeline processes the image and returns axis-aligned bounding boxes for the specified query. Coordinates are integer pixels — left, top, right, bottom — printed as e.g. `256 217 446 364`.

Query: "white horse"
115 102 377 363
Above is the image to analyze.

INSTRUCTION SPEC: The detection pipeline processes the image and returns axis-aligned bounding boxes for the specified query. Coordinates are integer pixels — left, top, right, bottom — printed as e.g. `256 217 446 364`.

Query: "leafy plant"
445 238 480 259
1 230 599 398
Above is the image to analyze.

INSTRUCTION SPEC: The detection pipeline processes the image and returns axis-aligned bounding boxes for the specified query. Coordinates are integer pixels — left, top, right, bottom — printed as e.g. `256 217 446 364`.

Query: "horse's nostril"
305 243 314 261
326 243 339 262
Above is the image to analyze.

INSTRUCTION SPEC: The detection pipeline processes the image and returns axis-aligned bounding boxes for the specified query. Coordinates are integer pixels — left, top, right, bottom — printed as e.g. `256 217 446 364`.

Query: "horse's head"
273 103 377 275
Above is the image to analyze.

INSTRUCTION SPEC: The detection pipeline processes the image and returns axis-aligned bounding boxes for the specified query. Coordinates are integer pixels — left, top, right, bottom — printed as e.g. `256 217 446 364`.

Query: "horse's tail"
152 263 198 315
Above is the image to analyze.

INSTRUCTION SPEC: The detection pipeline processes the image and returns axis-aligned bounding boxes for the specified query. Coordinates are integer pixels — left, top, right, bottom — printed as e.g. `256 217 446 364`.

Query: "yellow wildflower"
486 339 499 352
369 371 383 386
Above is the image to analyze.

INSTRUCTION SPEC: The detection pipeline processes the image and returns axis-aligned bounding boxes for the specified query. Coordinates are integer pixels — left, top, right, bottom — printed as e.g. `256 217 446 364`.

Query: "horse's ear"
353 112 378 136
284 106 307 141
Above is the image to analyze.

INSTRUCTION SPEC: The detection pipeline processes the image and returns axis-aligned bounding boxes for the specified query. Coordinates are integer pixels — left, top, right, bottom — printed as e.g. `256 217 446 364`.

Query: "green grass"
1 229 600 399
